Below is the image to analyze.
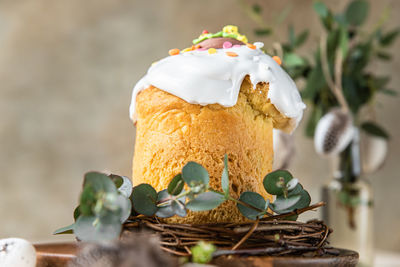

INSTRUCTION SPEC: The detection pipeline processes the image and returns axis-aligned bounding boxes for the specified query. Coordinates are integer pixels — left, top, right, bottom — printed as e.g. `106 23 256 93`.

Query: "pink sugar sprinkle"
223 41 233 49
233 44 242 48
196 48 206 51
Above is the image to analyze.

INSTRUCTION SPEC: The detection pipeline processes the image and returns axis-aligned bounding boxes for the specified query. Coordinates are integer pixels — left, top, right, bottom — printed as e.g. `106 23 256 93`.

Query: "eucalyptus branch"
55 157 315 242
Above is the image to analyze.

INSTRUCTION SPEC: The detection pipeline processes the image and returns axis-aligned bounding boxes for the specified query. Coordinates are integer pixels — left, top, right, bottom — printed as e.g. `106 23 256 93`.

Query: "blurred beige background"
0 0 399 252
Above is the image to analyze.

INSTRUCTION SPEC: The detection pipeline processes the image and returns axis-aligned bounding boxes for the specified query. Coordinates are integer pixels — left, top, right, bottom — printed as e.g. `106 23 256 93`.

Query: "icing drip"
129 42 306 133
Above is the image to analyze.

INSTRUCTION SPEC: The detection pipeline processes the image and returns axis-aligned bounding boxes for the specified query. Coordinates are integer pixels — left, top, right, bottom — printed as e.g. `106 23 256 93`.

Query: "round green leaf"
186 192 225 211
155 189 174 218
109 174 123 188
114 194 132 223
79 185 96 216
74 215 121 242
84 172 117 194
168 174 184 196
172 200 187 217
109 175 133 198
263 170 293 195
130 184 157 216
345 0 369 26
274 189 311 214
237 192 266 220
182 162 209 187
288 183 303 195
270 194 301 213
291 190 311 210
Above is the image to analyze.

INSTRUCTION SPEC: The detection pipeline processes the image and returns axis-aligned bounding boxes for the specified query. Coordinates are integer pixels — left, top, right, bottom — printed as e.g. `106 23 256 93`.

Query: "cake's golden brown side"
132 76 290 224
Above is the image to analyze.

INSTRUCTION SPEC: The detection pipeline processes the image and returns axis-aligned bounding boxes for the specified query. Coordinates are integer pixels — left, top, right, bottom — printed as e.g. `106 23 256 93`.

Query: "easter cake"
130 25 306 224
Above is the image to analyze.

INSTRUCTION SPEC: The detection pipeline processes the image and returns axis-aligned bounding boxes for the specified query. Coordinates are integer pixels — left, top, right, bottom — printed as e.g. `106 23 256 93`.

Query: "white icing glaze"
129 42 306 133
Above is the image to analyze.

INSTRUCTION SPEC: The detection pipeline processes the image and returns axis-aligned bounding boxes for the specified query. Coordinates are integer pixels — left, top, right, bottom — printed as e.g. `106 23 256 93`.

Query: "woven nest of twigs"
122 202 335 258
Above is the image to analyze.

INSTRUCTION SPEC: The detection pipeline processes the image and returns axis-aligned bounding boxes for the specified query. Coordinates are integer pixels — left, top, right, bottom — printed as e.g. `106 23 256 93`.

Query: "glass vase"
322 129 374 266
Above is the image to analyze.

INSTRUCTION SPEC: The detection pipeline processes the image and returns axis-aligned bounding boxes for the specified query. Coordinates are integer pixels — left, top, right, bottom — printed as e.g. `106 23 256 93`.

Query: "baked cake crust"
132 76 289 223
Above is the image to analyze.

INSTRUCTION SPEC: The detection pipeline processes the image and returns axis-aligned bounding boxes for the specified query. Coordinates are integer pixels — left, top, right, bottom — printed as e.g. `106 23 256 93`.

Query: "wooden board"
34 242 358 267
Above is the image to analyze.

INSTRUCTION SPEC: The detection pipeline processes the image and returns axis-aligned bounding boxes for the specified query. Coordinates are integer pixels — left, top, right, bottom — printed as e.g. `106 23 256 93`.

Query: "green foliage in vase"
246 0 397 139
54 155 312 242
303 0 397 137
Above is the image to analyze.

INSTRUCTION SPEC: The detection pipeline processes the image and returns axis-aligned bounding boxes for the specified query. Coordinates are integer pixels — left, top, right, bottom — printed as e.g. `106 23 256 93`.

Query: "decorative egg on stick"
361 132 388 174
314 108 354 156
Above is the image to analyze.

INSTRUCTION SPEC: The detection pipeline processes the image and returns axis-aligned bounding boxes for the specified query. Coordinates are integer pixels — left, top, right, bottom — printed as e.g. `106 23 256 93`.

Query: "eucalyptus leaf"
270 194 301 213
79 185 96 216
290 190 311 210
168 174 184 196
109 175 133 198
84 172 117 194
114 194 132 223
74 215 121 242
286 178 299 191
53 223 74 235
109 174 123 188
155 205 175 218
186 192 225 211
131 184 158 216
361 121 390 139
288 183 304 195
345 0 369 26
237 192 266 220
221 154 229 199
273 188 311 214
182 162 209 187
263 170 293 196
155 189 174 218
172 200 187 217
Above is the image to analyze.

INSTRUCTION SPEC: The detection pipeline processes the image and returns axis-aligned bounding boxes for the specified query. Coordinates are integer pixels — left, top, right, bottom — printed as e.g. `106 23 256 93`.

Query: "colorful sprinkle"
272 56 282 65
182 45 195 53
169 48 180 56
247 43 256 50
223 41 232 49
202 30 209 34
225 51 238 57
233 44 242 48
208 48 217 54
197 48 206 51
